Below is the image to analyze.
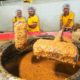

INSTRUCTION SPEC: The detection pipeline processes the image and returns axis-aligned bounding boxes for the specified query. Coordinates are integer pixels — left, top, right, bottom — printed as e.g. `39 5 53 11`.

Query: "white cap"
63 4 70 9
28 7 36 11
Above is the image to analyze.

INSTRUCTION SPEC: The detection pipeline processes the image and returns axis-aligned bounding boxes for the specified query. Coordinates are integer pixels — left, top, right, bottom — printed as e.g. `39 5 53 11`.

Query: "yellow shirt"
13 17 26 23
27 15 40 32
61 12 74 28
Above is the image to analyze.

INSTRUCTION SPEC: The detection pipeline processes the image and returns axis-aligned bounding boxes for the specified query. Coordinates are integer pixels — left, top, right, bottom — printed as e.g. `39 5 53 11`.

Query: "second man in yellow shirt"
27 7 40 32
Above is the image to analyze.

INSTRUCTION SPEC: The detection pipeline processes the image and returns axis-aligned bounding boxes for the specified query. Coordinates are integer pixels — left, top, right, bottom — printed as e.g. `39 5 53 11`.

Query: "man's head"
28 7 36 16
16 10 22 17
63 4 70 15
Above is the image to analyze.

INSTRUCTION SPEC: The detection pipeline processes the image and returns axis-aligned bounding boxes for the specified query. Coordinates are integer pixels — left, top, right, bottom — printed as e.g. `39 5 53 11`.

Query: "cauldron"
0 35 80 80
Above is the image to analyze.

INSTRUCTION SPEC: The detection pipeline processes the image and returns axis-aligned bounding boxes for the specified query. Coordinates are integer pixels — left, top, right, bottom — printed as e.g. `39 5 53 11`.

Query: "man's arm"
65 12 74 28
64 19 72 28
60 17 72 29
60 19 63 29
28 22 37 28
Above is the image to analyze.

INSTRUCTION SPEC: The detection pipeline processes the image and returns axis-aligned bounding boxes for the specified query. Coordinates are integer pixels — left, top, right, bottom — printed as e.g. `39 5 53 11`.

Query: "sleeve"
60 15 63 21
12 17 16 23
69 12 74 20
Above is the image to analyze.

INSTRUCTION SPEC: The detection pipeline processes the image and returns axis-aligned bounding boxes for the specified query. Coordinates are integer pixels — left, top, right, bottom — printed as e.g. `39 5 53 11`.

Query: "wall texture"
0 0 80 31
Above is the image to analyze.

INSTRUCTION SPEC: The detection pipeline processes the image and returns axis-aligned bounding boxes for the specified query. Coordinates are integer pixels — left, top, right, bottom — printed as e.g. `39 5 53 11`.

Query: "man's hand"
64 19 72 28
28 22 37 28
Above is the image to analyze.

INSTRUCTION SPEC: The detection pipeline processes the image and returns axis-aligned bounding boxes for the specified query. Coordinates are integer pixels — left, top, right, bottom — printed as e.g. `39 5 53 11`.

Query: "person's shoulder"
69 11 74 15
22 17 26 21
33 15 39 18
22 17 26 19
12 16 17 22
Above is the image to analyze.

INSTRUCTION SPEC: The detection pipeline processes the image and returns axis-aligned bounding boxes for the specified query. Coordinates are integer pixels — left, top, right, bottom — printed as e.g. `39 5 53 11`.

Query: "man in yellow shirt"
13 10 26 26
27 7 40 32
60 4 75 32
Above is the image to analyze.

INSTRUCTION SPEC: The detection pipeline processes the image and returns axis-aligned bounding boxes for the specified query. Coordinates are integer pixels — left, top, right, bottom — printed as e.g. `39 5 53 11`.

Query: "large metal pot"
0 35 80 80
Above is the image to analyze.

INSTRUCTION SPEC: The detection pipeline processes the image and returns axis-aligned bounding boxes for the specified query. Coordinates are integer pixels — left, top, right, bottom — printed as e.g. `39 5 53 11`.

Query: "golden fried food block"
33 30 78 65
14 22 27 50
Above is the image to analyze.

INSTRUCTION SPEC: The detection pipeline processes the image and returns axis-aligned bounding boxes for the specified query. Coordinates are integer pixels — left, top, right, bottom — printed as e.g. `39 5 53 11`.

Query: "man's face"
17 10 22 17
63 8 69 15
28 10 35 16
